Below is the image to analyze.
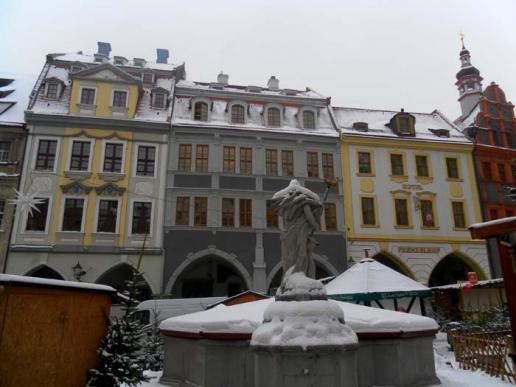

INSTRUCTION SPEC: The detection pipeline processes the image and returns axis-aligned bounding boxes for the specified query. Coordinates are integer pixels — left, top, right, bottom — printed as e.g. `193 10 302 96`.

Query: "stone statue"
271 180 324 298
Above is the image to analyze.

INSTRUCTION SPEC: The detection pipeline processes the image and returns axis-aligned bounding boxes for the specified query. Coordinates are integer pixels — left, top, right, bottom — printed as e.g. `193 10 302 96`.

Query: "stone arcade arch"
266 256 339 295
428 251 487 287
372 251 416 279
96 263 153 301
165 248 253 298
25 265 65 280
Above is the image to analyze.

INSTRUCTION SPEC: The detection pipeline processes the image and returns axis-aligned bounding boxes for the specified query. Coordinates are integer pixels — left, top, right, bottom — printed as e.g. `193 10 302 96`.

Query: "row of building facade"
0 41 514 298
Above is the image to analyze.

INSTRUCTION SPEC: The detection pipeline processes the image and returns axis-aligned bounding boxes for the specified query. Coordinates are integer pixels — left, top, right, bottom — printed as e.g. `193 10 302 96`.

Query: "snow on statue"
270 179 329 301
271 179 322 278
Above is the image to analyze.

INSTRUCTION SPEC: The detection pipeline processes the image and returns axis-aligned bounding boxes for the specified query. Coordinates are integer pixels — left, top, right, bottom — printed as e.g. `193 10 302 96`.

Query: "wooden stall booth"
0 274 115 387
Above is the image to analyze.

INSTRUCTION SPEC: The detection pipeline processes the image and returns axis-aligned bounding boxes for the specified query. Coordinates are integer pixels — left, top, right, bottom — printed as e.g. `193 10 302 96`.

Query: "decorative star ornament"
8 189 44 216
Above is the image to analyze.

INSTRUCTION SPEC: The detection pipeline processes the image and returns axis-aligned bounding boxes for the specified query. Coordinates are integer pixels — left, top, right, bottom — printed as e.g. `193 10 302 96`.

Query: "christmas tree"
88 238 149 387
143 310 164 371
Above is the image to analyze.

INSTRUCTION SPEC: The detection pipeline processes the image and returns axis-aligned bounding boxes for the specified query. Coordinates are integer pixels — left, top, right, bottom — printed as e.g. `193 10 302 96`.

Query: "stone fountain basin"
160 299 440 387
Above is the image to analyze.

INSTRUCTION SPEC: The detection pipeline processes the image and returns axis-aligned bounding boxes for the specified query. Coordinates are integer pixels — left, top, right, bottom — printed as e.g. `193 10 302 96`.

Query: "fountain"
159 180 440 387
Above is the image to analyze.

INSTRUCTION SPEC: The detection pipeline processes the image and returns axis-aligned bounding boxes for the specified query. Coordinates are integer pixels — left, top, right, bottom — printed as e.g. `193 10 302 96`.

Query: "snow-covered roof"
325 258 430 300
0 73 37 126
0 273 115 293
50 52 178 72
160 297 438 335
431 278 504 290
30 58 175 123
333 107 471 144
172 80 338 137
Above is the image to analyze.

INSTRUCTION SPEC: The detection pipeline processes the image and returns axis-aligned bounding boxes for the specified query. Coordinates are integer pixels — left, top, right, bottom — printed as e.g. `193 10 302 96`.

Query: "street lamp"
72 262 86 282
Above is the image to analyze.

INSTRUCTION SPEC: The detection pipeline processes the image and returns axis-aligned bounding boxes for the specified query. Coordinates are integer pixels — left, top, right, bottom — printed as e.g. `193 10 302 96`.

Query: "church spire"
455 35 483 117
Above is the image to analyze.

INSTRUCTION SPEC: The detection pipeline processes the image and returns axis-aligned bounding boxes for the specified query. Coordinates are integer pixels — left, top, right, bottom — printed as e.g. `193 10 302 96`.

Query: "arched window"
194 102 208 121
267 107 281 127
302 110 315 129
231 104 245 124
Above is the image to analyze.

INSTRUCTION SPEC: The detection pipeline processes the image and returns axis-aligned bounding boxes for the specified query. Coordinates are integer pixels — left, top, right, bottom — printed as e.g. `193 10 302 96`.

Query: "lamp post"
72 262 86 282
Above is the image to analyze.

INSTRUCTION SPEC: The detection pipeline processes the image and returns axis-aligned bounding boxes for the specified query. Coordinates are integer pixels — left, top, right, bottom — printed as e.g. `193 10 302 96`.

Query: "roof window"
352 122 369 132
429 129 450 138
388 110 416 137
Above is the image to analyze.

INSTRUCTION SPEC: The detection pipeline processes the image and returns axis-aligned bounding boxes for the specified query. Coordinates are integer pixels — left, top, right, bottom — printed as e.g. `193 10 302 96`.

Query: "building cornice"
340 133 473 151
175 87 327 106
25 111 170 132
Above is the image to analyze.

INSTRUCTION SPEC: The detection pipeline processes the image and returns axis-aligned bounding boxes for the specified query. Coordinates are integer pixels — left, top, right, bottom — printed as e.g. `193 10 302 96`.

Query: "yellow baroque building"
7 44 185 297
333 107 489 286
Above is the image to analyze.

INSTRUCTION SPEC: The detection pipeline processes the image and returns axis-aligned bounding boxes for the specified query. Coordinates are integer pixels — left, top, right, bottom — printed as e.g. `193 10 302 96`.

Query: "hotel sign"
398 247 440 254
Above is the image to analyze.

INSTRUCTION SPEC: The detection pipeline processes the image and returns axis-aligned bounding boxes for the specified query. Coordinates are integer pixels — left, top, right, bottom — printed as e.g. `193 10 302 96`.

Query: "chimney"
97 42 112 57
267 76 279 90
217 72 229 86
156 48 169 64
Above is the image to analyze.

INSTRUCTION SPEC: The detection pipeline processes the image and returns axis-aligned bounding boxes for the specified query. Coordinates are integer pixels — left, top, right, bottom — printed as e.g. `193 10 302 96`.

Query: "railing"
450 330 515 384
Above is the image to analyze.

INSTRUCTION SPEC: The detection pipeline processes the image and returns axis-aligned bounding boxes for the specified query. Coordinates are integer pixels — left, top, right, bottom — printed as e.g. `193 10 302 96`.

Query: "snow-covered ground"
130 333 512 386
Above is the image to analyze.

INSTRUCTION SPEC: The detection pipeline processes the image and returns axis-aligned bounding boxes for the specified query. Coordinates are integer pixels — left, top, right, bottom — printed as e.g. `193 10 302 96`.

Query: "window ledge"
421 226 439 230
452 227 468 232
64 170 91 180
446 178 464 182
415 176 433 184
357 173 375 177
99 172 125 182
361 224 380 228
389 175 408 183
394 225 413 229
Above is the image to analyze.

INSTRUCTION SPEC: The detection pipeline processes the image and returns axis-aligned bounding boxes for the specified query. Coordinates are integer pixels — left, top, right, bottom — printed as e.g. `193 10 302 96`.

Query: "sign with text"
398 247 440 254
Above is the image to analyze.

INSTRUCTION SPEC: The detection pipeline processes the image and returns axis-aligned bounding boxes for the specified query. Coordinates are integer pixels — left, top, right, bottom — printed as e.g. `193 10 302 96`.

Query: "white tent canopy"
325 258 431 302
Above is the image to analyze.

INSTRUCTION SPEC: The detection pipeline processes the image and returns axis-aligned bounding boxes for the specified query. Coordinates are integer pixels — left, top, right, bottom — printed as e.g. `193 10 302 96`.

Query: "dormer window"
70 65 84 73
267 107 281 127
231 104 245 124
141 73 154 84
46 83 59 99
194 101 208 121
152 92 166 108
389 111 415 137
429 129 450 138
302 110 315 129
352 122 368 132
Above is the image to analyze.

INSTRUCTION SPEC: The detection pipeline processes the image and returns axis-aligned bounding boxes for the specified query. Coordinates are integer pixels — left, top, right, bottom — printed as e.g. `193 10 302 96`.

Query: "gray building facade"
163 74 347 297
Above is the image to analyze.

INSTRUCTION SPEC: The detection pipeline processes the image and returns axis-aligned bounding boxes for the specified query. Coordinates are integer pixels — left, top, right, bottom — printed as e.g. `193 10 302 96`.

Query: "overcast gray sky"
1 0 514 120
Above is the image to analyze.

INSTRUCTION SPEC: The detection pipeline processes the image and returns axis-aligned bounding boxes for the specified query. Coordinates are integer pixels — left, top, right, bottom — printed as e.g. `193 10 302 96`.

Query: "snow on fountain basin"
160 297 438 338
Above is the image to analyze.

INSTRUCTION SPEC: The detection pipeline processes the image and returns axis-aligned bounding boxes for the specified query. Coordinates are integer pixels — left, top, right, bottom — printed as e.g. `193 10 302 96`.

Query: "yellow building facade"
7 46 183 296
334 107 489 286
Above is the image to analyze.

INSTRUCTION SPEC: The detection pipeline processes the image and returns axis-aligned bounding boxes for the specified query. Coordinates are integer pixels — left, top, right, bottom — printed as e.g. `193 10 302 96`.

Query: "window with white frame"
69 140 91 171
136 145 156 176
194 102 208 121
267 107 281 127
80 88 96 105
62 198 85 232
132 201 152 234
25 198 50 232
302 110 316 129
152 92 166 108
46 83 59 99
142 73 154 84
112 90 127 107
97 199 119 233
103 142 124 173
231 104 245 124
35 139 57 171
0 141 10 162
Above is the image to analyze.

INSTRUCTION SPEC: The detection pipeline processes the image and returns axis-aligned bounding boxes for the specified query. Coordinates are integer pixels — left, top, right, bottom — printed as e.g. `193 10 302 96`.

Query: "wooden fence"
450 330 515 384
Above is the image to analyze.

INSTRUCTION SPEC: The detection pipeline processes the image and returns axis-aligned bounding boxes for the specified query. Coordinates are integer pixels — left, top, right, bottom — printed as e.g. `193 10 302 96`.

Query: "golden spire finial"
460 31 465 49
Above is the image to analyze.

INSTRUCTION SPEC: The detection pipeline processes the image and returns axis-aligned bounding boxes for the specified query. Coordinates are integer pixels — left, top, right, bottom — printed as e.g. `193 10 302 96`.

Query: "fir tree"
143 310 164 371
88 237 150 387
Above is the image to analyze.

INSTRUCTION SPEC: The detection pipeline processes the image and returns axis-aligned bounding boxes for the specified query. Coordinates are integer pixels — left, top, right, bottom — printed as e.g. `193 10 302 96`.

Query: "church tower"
455 37 483 118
